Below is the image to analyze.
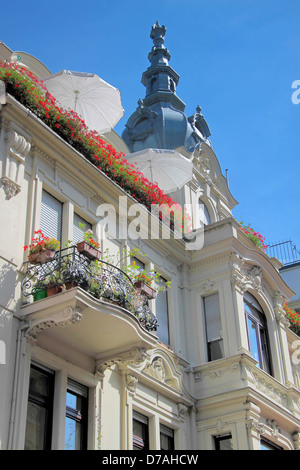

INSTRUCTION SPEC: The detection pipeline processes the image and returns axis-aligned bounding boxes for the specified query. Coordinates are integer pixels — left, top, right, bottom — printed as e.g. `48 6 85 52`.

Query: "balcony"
21 246 158 333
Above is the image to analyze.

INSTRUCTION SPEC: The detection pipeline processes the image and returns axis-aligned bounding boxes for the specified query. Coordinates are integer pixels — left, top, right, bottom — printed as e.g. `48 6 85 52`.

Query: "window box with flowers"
76 223 101 261
238 221 267 252
24 230 60 264
283 304 300 336
0 61 192 237
124 259 171 300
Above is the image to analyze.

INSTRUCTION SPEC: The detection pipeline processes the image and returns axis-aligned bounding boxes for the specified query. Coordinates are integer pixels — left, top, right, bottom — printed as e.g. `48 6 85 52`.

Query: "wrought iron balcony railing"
21 246 158 332
266 240 300 266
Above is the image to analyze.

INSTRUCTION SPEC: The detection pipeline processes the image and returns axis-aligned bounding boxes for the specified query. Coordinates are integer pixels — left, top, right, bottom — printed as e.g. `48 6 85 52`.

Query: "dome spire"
141 21 185 112
148 21 171 65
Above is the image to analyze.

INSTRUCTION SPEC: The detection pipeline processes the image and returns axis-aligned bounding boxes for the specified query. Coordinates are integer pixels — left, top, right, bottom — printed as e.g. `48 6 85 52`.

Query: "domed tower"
122 21 211 154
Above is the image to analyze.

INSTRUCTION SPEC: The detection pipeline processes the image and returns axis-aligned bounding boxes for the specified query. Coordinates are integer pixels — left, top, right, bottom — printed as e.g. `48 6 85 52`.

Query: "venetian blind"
203 293 222 342
156 277 169 345
40 190 63 242
73 213 92 245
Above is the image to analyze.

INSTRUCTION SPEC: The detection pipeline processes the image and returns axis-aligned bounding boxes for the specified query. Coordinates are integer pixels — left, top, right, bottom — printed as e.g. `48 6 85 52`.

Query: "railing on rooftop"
21 246 158 332
266 240 300 266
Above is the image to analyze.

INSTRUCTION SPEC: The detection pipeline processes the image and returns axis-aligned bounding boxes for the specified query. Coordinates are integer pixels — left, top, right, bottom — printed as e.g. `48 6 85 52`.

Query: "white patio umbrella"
126 148 193 193
43 70 124 134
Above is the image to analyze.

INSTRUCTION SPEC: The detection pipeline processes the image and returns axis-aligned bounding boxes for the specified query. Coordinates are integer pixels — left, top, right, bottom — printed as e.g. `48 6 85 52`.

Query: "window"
160 424 174 450
40 190 63 242
214 434 233 450
131 256 145 271
73 213 92 245
64 379 88 450
199 199 211 226
133 411 149 450
260 438 282 450
25 364 54 450
156 276 170 345
203 293 224 361
244 292 272 375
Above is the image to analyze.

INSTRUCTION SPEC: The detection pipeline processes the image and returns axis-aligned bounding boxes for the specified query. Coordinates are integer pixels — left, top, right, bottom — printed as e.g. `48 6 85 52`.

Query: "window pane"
65 416 82 450
131 257 145 271
215 434 233 450
209 338 224 361
64 382 88 450
25 402 47 450
160 425 174 450
133 412 149 450
247 317 260 365
25 365 54 450
199 200 211 226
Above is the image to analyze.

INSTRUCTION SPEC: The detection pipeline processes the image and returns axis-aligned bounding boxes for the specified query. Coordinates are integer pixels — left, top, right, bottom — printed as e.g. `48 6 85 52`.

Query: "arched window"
198 199 211 226
244 292 272 375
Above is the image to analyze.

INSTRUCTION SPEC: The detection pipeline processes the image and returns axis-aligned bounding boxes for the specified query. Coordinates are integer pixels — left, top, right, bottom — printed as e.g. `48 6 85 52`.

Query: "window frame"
132 411 149 450
214 433 233 450
25 363 55 450
64 379 88 450
160 423 175 450
203 293 224 362
40 189 63 243
260 437 283 450
244 293 272 375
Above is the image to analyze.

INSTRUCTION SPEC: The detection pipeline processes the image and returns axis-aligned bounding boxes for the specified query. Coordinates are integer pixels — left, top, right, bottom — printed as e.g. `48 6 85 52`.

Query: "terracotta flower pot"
134 281 157 300
47 285 63 297
65 281 78 290
77 241 101 260
28 249 56 265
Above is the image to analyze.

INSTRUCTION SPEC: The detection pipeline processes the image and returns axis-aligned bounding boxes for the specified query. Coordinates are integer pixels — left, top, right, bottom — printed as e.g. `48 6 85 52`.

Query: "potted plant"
24 230 60 264
44 271 64 296
238 221 267 251
76 223 101 260
33 285 48 301
124 260 171 300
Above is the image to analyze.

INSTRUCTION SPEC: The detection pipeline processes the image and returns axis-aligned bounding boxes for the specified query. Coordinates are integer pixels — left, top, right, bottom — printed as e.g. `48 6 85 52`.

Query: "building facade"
0 23 300 451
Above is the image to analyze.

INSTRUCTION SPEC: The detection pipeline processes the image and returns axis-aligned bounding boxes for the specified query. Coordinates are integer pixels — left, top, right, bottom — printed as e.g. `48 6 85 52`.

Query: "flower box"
28 249 56 265
77 241 101 260
134 281 157 300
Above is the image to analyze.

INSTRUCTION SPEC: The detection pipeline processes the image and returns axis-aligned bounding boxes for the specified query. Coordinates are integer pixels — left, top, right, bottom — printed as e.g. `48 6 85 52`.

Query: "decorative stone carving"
177 402 188 418
126 374 138 394
95 347 149 375
25 306 82 341
246 418 266 437
1 126 31 199
272 290 290 327
292 431 300 450
231 263 264 295
247 266 262 290
198 279 215 295
145 357 166 381
266 419 281 439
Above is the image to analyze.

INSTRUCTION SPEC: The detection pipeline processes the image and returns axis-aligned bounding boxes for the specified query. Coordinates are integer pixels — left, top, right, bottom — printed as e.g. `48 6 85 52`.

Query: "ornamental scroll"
1 124 31 199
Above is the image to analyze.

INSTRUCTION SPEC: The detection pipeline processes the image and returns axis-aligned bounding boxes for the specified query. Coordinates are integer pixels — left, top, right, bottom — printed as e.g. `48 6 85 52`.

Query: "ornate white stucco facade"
0 38 300 452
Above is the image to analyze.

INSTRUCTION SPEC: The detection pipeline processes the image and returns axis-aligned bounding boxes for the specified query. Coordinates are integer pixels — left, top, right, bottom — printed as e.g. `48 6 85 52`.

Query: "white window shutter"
73 213 92 245
40 190 62 242
203 293 222 342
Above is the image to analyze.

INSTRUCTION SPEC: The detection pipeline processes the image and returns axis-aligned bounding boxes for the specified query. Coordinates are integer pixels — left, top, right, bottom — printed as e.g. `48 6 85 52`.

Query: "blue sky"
2 0 300 253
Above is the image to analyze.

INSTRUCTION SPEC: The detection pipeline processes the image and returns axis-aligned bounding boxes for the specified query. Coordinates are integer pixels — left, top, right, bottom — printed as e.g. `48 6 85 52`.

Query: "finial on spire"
148 20 170 64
